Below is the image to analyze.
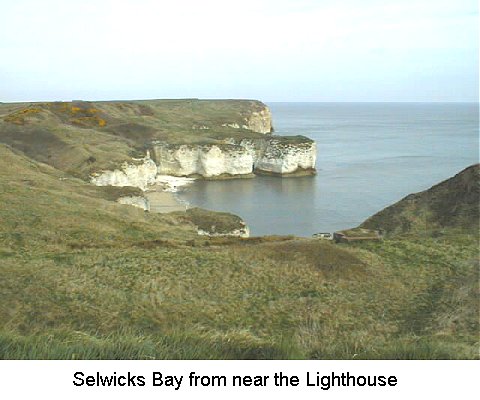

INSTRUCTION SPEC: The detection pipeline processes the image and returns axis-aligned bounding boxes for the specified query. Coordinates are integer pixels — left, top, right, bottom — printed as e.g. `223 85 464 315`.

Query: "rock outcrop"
239 137 317 175
151 136 316 178
90 135 316 186
244 106 273 134
197 226 250 238
152 143 255 178
222 106 273 134
90 158 157 190
178 207 250 238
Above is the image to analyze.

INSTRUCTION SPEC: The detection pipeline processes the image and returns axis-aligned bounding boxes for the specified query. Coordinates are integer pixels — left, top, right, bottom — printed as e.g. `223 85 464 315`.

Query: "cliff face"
250 138 317 175
90 158 157 190
244 107 273 134
151 136 316 178
153 143 255 178
221 104 273 134
90 135 316 186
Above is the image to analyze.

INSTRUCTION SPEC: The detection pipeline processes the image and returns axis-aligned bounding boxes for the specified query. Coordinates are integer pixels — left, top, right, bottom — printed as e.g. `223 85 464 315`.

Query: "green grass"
0 330 302 360
361 164 479 235
172 207 247 234
1 231 477 359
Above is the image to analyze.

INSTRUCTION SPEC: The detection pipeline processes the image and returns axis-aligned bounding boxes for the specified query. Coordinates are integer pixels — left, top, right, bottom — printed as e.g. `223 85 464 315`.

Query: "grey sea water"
178 103 479 236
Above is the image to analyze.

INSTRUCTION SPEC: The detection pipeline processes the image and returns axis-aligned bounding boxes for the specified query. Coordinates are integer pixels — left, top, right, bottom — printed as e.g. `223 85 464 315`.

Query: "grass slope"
0 145 478 359
0 144 198 251
361 164 479 236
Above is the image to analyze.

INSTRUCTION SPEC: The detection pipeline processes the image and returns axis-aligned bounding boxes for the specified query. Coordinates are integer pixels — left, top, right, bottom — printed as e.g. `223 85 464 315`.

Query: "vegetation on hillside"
172 207 248 235
0 139 477 359
0 99 272 179
361 164 479 236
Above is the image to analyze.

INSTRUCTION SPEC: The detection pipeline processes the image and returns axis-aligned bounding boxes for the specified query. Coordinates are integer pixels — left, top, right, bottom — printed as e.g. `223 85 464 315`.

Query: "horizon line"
1 98 478 104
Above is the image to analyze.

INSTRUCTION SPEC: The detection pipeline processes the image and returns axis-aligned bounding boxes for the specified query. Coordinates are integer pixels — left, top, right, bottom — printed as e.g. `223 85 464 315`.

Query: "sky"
0 0 478 102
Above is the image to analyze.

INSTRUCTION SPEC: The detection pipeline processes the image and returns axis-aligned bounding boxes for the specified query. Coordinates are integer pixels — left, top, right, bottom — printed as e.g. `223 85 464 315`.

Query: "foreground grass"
0 330 302 360
1 331 474 360
1 234 478 359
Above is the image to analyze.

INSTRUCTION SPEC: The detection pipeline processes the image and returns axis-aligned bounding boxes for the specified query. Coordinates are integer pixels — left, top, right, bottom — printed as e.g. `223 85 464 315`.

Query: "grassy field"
1 231 477 359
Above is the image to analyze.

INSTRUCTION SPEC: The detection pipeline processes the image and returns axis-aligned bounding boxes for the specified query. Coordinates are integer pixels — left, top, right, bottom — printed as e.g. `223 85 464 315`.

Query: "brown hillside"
361 164 479 235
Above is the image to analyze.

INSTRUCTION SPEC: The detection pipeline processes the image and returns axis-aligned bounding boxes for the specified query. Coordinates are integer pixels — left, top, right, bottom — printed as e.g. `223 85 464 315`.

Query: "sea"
177 103 479 237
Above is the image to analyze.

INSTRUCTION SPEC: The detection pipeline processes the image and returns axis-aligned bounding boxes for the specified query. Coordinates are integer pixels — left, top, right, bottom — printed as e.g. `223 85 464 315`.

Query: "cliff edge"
0 99 316 182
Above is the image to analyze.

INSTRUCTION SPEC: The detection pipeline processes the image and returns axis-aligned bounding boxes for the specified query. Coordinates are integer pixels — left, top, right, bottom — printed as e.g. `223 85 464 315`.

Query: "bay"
178 103 479 236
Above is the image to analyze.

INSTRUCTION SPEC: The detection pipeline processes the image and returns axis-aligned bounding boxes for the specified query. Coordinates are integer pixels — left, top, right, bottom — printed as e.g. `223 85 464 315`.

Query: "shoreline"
145 175 196 213
145 190 187 213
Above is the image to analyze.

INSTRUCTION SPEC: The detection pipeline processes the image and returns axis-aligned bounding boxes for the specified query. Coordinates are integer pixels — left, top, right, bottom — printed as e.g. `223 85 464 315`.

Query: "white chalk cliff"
244 107 273 134
90 158 157 190
151 136 316 178
152 143 255 178
221 106 273 134
252 138 317 175
90 137 316 186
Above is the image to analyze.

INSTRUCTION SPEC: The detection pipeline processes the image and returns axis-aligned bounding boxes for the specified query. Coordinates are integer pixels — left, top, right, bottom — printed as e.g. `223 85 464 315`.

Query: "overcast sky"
0 0 478 102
